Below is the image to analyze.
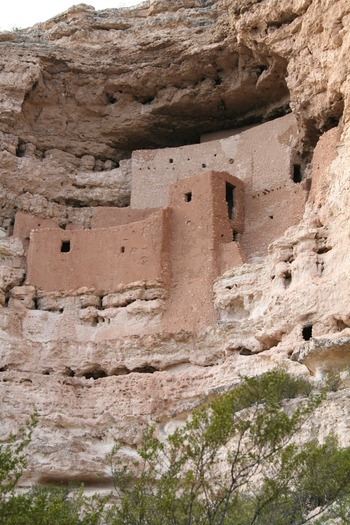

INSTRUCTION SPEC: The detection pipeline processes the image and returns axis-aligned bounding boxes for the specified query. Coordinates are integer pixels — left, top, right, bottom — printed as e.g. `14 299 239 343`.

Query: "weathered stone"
1 0 350 495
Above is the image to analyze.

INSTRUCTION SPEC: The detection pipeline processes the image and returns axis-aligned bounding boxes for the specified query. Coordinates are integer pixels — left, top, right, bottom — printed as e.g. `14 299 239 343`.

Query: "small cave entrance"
82 367 107 380
132 365 158 374
302 324 313 341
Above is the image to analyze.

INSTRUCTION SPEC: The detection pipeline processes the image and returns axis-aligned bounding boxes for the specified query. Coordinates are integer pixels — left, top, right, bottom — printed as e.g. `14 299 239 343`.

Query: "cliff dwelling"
9 114 307 335
2 0 350 502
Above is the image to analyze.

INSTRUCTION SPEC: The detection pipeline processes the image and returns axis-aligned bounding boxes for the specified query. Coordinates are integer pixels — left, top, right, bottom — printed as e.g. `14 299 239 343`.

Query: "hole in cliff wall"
105 92 117 105
335 319 348 331
184 192 192 202
132 365 159 374
283 270 292 288
120 246 125 253
7 217 14 237
132 94 155 105
63 366 75 377
323 95 344 132
61 240 71 253
302 325 313 341
256 64 268 77
16 143 26 158
316 246 332 254
4 290 10 308
0 365 8 372
82 368 107 380
239 348 253 355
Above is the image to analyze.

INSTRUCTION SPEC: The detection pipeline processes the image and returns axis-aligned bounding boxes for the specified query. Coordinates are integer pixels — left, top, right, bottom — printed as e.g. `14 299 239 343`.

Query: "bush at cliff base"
2 369 350 524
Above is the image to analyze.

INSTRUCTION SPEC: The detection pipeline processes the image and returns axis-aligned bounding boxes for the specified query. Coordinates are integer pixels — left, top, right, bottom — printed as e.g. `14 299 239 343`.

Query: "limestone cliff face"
1 0 350 490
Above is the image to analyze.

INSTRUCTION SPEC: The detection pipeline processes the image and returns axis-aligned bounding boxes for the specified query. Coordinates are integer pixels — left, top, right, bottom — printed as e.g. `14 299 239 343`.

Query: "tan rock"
1 0 350 494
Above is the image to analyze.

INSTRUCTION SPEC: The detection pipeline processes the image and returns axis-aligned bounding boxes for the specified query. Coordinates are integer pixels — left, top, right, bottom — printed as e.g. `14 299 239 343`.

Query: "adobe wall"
130 138 239 210
13 212 60 243
242 183 306 258
26 209 171 293
90 207 158 229
163 171 244 332
130 114 307 259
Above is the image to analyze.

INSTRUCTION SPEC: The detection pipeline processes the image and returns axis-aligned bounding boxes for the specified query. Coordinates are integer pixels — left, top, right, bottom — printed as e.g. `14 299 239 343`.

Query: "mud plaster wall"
90 207 157 229
163 171 243 332
131 114 306 259
13 212 59 244
26 209 170 293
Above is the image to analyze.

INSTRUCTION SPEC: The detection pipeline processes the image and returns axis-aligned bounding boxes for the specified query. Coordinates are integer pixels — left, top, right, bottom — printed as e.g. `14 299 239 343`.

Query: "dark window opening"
232 230 239 241
121 246 125 253
106 93 116 105
8 217 14 237
61 240 71 253
16 144 26 158
283 270 292 288
292 164 302 183
184 192 192 202
226 182 235 220
302 325 313 341
4 290 10 308
202 163 206 168
169 158 174 164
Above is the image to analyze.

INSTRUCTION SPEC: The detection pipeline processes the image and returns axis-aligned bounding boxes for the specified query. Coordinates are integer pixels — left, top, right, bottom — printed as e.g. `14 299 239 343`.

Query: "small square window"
61 240 71 253
120 246 125 253
184 192 192 202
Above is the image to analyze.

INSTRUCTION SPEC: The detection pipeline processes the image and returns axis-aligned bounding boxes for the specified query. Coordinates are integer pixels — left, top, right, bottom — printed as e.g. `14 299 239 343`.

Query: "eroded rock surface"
1 0 350 491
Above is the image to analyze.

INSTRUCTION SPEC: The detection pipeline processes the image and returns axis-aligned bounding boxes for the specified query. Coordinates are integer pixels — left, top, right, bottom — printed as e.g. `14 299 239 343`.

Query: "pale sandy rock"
292 337 350 376
8 286 36 310
1 0 350 493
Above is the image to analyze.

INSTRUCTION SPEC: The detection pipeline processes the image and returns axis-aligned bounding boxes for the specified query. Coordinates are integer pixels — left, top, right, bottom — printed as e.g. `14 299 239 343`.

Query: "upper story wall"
131 114 298 210
26 209 171 293
130 114 307 259
90 207 157 229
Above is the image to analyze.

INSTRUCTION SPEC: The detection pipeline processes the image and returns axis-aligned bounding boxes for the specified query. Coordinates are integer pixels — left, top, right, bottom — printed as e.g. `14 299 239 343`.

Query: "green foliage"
3 370 350 524
107 369 350 525
0 485 106 525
